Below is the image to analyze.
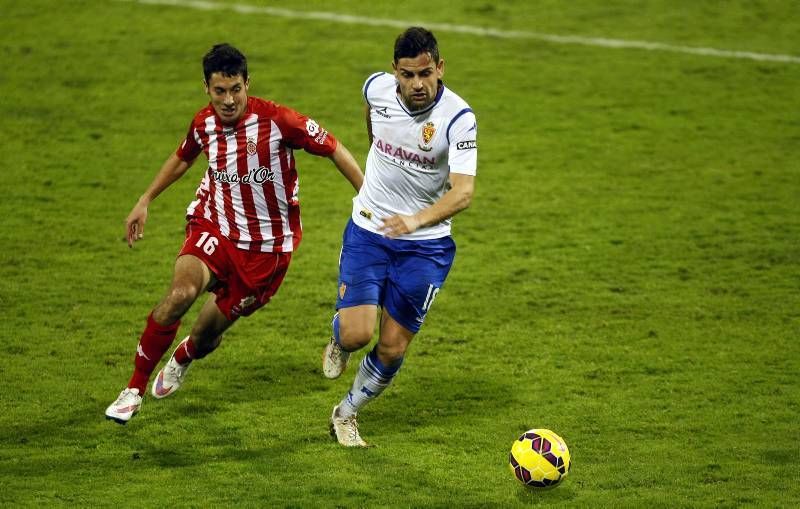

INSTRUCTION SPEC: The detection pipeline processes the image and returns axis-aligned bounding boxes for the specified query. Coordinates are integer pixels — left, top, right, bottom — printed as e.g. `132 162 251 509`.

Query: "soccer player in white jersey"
323 27 477 446
105 44 363 424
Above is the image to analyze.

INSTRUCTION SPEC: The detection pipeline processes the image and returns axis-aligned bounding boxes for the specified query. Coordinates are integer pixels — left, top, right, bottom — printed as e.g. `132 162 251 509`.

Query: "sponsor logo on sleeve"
314 130 329 145
306 118 329 145
456 140 477 150
305 119 320 136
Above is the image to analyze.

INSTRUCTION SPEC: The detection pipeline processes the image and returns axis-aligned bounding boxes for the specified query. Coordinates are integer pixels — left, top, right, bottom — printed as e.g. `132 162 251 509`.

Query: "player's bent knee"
338 315 375 348
339 328 372 350
376 341 407 363
155 285 202 322
166 285 202 308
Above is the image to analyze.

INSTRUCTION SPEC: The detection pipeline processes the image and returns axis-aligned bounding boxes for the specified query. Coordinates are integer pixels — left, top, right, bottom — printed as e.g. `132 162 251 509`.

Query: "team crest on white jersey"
246 137 257 155
418 121 436 152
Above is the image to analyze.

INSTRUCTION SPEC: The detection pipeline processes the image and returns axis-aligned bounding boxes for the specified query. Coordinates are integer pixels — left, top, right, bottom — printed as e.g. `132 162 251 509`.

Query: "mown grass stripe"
123 0 800 64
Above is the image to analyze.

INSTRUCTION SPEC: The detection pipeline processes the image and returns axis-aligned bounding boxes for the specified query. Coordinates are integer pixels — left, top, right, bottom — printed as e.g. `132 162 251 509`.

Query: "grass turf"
0 1 798 507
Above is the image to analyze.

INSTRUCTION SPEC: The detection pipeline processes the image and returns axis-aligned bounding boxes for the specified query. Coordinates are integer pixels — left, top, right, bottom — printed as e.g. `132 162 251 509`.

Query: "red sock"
173 338 197 365
127 313 180 393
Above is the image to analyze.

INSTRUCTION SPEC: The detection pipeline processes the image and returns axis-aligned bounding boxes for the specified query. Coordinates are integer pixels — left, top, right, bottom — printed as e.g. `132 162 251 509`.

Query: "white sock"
338 346 403 418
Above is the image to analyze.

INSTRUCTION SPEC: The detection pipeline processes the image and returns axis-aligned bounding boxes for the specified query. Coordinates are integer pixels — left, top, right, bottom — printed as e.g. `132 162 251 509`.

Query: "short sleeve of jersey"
175 120 203 162
275 105 338 157
447 110 478 176
363 72 389 107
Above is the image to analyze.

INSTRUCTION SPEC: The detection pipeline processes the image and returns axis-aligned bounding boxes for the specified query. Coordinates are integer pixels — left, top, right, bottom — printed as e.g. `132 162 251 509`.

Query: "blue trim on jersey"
363 72 387 106
446 108 474 144
395 81 446 117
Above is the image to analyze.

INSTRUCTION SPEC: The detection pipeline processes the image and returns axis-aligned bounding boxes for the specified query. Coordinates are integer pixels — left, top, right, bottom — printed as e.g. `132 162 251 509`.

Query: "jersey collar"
211 96 254 129
395 81 445 117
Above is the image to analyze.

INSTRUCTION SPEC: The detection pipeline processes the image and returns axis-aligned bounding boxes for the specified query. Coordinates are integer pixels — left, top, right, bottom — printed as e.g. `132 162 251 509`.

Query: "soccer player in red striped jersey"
105 43 363 424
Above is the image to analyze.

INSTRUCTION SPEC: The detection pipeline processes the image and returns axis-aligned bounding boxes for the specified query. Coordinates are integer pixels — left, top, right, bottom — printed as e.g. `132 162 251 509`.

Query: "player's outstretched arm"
379 173 474 238
328 142 364 192
126 153 193 248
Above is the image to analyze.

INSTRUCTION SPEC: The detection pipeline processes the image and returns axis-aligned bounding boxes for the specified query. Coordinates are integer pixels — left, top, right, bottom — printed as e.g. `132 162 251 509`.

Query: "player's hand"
379 214 421 238
125 202 148 248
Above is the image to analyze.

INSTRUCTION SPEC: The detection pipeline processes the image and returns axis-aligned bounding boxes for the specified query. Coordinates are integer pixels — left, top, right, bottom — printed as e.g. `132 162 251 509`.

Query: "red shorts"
179 218 292 321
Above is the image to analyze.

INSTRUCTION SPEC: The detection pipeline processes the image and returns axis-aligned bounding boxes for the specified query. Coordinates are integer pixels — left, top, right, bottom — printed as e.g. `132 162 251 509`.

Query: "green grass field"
1 0 799 506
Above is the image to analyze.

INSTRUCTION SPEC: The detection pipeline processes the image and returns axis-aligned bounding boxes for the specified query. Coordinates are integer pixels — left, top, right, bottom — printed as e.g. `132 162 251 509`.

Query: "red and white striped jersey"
176 96 338 252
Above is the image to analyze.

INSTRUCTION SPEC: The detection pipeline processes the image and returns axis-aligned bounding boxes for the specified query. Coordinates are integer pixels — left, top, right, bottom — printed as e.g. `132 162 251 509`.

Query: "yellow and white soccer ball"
509 428 571 488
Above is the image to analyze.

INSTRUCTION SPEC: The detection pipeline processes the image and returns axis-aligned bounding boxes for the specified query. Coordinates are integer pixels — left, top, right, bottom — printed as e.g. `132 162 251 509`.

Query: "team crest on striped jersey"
419 121 436 152
246 137 257 156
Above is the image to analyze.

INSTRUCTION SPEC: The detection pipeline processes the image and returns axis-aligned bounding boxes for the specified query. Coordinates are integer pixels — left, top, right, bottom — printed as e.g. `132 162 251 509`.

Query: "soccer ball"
508 428 571 488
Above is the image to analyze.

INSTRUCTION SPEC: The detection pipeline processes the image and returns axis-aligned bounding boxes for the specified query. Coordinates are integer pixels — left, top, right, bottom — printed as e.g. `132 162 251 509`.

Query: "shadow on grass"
1 346 517 471
514 483 577 505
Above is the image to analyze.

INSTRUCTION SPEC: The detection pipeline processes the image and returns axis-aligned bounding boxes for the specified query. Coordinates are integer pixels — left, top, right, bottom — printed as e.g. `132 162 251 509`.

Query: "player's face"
393 52 444 111
205 72 249 126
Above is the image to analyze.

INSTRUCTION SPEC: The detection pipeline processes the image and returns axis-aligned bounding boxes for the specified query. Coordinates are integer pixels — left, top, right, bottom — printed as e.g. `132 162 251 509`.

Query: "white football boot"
105 388 142 425
323 336 351 379
329 405 368 447
151 338 191 399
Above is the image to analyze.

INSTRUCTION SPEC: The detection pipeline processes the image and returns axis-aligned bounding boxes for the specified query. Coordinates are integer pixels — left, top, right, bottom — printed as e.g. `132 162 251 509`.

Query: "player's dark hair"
394 27 439 63
203 43 248 83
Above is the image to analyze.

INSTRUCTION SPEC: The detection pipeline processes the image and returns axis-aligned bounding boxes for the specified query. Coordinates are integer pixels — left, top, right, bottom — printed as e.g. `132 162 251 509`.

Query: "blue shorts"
336 220 456 333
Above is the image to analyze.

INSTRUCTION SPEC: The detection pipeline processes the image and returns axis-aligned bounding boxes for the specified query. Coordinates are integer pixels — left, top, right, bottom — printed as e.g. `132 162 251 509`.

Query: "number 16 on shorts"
195 231 219 255
422 284 440 313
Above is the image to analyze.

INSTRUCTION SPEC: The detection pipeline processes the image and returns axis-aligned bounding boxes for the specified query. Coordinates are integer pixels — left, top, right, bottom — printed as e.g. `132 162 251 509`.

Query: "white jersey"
352 72 478 240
